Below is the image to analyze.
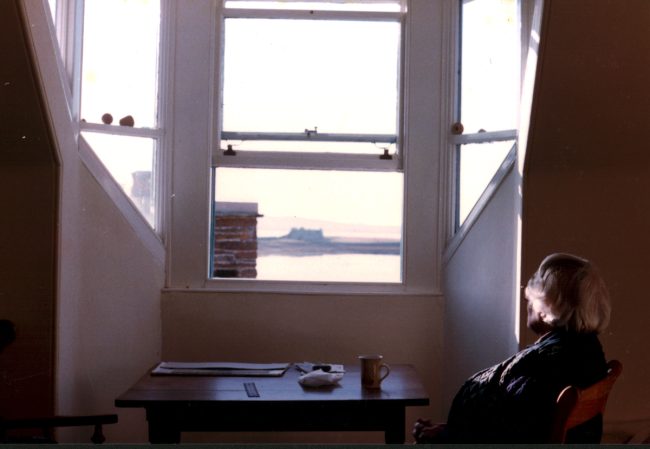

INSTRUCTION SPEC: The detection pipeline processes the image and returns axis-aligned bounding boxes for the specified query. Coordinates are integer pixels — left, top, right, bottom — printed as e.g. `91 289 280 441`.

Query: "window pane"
81 0 160 127
48 0 56 22
222 18 400 144
458 141 514 225
225 1 402 12
82 132 157 227
212 168 403 282
460 0 519 133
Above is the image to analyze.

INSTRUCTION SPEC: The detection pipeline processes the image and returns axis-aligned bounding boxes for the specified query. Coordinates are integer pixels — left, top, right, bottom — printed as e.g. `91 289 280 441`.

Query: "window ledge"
163 281 439 297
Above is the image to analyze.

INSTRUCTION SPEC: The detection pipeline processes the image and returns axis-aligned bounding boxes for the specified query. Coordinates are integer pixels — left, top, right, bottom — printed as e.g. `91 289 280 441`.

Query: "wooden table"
115 364 429 443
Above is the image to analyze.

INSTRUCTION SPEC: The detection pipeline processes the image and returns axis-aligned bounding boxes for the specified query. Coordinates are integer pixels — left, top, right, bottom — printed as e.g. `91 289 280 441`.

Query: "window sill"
164 279 438 297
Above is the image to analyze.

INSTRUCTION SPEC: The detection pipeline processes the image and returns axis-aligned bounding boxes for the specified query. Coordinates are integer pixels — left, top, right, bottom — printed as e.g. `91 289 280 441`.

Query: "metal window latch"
223 144 236 156
379 148 393 160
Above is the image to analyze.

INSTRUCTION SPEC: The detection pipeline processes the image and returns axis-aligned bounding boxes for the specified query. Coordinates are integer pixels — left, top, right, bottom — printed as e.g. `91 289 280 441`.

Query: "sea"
256 253 401 283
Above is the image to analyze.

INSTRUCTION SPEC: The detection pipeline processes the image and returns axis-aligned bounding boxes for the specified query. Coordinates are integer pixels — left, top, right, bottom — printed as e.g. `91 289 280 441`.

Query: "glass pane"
212 168 403 282
81 0 160 128
458 140 514 225
48 0 56 22
222 18 400 145
225 1 402 12
460 0 519 133
82 132 157 227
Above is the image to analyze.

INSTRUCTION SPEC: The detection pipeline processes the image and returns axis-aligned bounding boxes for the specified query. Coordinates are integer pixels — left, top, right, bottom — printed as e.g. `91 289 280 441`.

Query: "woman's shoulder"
539 329 604 354
505 330 604 376
534 329 607 384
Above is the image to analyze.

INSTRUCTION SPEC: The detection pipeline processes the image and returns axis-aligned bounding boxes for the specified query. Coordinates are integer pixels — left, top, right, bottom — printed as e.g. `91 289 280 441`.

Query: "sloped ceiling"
0 0 58 167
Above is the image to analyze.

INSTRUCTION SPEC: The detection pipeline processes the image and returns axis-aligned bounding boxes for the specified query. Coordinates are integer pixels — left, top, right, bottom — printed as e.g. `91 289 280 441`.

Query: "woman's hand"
413 418 447 443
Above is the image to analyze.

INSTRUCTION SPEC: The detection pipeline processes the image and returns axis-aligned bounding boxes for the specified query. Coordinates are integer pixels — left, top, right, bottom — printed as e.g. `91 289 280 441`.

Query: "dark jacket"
444 329 607 443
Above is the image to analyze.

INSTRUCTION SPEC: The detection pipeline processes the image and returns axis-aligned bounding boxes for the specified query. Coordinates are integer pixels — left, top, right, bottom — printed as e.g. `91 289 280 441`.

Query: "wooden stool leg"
91 424 105 444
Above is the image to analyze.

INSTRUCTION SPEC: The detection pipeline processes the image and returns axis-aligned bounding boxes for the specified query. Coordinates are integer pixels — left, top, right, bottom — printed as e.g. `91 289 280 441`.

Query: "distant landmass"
285 227 327 242
258 216 400 240
258 227 400 257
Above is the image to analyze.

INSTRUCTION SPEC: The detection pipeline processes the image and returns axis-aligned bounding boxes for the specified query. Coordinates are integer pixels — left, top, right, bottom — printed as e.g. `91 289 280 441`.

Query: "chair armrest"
1 414 118 443
1 414 118 429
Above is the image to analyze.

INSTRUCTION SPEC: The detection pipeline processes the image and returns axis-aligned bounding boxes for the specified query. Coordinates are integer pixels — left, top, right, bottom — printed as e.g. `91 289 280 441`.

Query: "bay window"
44 0 475 294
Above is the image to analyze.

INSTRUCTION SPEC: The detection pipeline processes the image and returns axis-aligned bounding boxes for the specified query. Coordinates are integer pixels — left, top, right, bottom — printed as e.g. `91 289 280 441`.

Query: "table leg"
146 408 181 444
384 407 406 444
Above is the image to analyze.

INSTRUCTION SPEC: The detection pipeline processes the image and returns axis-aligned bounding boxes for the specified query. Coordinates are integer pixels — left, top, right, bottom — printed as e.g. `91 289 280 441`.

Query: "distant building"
285 227 326 242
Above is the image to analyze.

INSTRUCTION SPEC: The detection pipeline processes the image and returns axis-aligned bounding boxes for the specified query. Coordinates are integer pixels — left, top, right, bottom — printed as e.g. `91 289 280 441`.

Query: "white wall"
161 291 444 443
55 165 164 443
441 167 520 411
21 1 165 443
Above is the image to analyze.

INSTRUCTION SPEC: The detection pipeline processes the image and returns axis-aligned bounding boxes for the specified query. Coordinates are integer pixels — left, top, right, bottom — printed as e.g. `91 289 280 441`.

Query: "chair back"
549 359 622 443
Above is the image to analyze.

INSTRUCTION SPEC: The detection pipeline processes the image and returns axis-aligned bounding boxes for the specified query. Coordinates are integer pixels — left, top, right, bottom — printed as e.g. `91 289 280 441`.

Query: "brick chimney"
213 202 261 278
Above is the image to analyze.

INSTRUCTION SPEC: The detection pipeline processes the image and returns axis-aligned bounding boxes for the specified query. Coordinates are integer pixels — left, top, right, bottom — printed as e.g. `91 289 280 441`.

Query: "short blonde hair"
525 253 611 333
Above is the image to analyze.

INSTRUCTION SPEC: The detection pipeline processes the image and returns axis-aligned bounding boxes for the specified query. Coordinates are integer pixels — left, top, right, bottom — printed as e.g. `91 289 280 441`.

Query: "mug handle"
379 363 391 382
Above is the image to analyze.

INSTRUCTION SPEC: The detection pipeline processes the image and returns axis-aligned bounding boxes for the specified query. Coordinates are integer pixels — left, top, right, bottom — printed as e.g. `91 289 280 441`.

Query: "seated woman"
414 253 611 443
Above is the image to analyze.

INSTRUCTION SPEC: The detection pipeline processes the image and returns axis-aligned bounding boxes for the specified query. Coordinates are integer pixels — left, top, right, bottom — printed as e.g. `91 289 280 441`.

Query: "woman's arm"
413 419 448 443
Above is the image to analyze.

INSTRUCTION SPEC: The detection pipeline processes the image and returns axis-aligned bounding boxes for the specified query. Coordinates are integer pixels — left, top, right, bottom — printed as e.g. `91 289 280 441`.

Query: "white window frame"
30 0 166 260
450 0 521 233
66 0 167 234
215 4 404 172
163 0 447 294
211 2 405 285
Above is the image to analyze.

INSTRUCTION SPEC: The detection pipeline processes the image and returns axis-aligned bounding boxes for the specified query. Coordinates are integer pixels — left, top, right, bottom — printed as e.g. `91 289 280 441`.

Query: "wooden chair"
0 320 118 443
0 414 118 444
549 359 623 443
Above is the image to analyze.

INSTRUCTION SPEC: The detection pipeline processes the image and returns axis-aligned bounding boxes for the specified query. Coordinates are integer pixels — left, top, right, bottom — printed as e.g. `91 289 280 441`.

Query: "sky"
50 0 518 232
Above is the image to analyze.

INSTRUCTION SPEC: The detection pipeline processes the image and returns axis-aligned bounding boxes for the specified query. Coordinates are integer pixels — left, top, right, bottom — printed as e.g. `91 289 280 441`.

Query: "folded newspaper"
151 361 291 377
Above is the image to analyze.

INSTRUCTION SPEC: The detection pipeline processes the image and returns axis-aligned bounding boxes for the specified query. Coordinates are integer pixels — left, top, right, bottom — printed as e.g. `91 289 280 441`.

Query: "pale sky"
68 0 518 231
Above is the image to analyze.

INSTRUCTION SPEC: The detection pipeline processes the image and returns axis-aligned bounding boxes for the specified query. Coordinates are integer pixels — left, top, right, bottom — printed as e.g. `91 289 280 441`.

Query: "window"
76 0 162 229
213 0 405 282
47 0 56 22
43 1 452 293
454 0 519 227
46 0 67 65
